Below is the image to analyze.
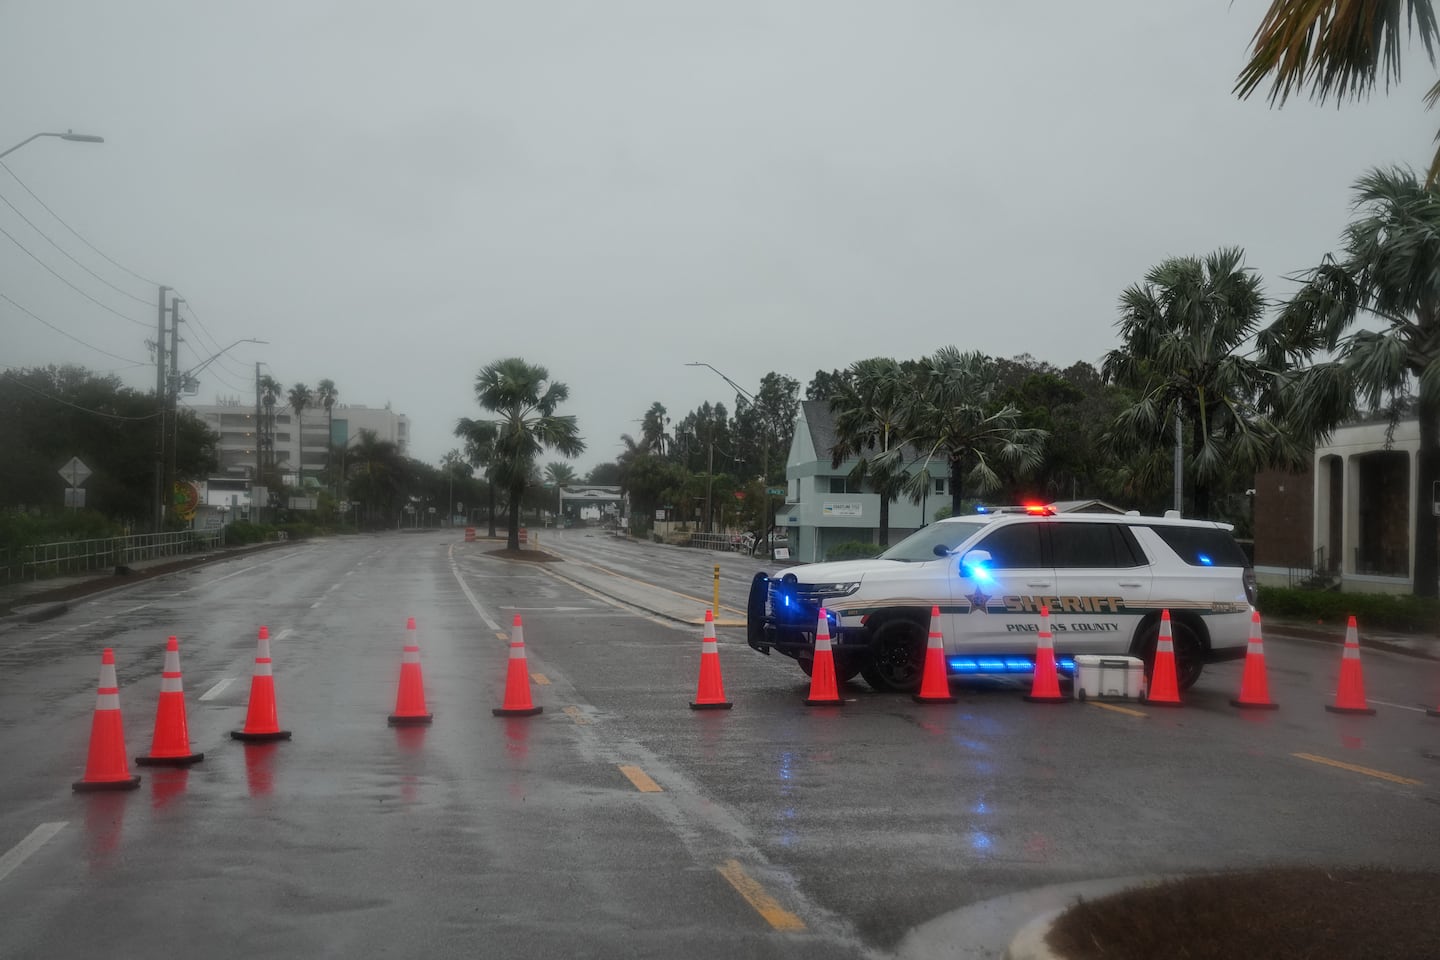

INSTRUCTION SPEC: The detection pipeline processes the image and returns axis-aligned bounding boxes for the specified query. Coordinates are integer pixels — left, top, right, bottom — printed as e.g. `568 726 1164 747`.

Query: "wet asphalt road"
1 530 1438 959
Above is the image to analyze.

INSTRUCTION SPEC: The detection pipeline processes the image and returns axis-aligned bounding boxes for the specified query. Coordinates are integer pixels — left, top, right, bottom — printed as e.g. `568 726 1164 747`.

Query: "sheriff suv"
745 507 1256 693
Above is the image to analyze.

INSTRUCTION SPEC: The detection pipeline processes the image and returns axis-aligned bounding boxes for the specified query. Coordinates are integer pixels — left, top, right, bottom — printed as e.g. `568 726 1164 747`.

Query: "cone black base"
388 714 434 726
231 729 293 742
492 706 542 717
136 752 205 766
1324 704 1376 715
915 694 958 704
803 698 842 706
1230 699 1279 711
1145 700 1184 708
1022 694 1067 704
73 775 141 792
690 701 733 710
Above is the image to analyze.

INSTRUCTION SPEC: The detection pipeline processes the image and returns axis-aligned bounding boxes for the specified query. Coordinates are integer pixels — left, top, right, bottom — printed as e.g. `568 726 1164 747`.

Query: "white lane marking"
198 678 235 701
0 822 66 883
500 606 605 612
345 570 355 577
124 603 154 614
179 564 259 594
1369 698 1427 713
275 627 293 641
310 600 323 609
448 551 501 631
327 583 341 593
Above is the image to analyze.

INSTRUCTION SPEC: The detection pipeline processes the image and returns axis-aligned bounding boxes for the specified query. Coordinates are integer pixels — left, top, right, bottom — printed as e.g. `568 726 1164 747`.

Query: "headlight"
812 581 861 597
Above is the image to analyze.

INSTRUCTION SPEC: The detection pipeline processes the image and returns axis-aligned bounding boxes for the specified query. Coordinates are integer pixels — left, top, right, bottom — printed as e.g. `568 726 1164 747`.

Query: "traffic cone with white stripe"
1325 616 1376 715
389 617 434 726
73 648 142 791
690 609 733 710
493 614 542 717
231 626 293 742
914 605 957 704
1145 610 1182 707
804 608 842 706
1023 605 1068 704
1230 611 1278 710
136 636 205 765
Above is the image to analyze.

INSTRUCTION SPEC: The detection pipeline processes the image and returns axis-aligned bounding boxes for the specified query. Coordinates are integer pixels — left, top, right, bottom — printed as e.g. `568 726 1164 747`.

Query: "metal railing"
17 529 226 580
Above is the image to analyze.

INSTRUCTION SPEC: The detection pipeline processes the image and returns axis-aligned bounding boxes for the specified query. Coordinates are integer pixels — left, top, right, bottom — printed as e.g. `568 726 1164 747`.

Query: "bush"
223 521 274 545
826 540 884 562
1257 585 1440 633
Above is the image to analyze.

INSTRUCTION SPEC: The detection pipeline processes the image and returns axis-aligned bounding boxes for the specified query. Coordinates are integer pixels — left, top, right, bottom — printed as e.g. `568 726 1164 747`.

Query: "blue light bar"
976 657 1007 672
1004 657 1032 671
944 655 1080 676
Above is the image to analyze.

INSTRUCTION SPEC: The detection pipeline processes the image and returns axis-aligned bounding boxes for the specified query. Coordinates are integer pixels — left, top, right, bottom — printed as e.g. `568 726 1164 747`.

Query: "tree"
544 461 577 485
586 462 623 485
807 368 852 401
455 416 501 537
639 402 671 458
1235 1 1440 183
732 372 800 483
345 429 406 527
1102 248 1291 519
287 383 313 488
1260 167 1440 596
471 358 585 550
827 357 913 547
904 348 1048 515
317 379 339 492
258 375 284 494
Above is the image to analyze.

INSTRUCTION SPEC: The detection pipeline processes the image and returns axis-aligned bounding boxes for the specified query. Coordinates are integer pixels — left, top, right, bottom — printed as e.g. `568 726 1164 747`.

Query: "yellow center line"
1292 753 1422 786
618 765 663 793
717 860 806 932
1086 701 1148 718
496 632 508 641
562 705 591 726
530 673 550 685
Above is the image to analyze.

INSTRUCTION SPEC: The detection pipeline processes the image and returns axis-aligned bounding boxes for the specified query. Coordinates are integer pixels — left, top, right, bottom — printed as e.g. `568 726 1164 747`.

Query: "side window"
1052 523 1145 568
975 523 1045 569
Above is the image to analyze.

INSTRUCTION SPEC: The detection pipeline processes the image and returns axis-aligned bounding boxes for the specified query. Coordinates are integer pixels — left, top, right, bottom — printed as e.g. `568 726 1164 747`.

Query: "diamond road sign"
58 457 92 488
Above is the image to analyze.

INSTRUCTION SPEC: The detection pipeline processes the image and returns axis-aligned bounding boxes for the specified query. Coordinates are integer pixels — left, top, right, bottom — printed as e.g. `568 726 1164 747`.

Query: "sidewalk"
0 539 296 627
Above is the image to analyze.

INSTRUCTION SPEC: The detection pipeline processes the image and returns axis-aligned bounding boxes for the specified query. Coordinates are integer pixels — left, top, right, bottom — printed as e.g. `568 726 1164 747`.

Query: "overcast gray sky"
2 1 1434 475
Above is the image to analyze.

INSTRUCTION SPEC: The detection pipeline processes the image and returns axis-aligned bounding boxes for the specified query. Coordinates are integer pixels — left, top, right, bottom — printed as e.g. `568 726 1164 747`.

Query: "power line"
0 186 151 304
0 221 151 328
0 159 160 287
0 290 146 365
1 369 160 421
180 337 249 393
173 297 254 380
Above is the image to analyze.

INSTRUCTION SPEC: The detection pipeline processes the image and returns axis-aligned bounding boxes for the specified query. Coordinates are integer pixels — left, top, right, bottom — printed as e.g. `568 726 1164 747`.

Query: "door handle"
1025 581 1052 588
1118 581 1144 588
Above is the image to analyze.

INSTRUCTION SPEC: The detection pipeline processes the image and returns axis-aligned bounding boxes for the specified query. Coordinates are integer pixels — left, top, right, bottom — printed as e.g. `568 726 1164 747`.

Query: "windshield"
877 519 988 562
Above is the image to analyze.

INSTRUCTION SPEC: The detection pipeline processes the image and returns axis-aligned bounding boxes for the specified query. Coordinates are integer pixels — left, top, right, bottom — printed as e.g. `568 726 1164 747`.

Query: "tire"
863 616 927 693
798 654 863 684
1132 618 1205 691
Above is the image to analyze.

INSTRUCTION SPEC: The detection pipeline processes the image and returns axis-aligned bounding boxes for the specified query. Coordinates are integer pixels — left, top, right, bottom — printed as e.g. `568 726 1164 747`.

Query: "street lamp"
0 130 105 160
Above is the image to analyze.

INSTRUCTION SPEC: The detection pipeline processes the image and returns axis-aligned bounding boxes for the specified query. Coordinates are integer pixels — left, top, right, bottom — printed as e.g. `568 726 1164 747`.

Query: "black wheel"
1133 618 1205 691
864 616 926 693
798 654 863 684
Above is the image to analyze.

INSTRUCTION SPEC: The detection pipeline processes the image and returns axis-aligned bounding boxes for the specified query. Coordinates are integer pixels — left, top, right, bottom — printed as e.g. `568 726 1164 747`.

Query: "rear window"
1146 525 1249 568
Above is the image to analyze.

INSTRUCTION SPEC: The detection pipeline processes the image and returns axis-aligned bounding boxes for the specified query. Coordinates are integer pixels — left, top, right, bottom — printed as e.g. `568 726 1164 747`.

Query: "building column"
1343 454 1360 575
1408 446 1421 581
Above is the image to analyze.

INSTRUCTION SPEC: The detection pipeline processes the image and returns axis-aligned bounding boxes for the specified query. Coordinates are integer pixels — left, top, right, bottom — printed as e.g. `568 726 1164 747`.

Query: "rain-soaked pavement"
1 529 1438 959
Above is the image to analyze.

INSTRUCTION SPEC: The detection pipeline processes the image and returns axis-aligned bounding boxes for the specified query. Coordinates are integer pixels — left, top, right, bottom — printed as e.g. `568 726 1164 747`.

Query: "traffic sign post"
59 457 92 512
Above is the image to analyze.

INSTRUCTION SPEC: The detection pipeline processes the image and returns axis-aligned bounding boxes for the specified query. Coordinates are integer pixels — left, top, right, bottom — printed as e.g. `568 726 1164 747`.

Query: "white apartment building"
186 397 411 483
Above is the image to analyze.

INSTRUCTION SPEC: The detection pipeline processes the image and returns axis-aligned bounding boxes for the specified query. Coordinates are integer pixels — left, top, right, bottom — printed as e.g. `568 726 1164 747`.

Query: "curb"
1005 908 1066 960
0 601 71 627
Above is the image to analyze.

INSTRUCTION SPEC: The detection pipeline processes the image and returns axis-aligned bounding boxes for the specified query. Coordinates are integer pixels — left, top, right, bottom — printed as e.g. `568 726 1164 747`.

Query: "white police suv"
745 507 1256 693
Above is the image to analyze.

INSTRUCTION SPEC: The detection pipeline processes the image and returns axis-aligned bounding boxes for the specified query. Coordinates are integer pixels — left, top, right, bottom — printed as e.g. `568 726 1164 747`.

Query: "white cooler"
1073 655 1145 701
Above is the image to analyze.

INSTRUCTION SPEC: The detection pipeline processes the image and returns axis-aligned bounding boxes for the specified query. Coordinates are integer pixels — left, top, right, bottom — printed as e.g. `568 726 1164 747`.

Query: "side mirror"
932 543 951 558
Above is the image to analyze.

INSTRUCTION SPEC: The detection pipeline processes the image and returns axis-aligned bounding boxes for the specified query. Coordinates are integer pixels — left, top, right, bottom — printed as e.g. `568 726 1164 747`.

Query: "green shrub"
826 540 884 562
223 521 275 545
1257 586 1440 633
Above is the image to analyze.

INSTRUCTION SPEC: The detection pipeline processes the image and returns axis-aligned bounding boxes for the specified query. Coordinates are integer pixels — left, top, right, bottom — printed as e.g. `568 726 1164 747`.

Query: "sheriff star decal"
966 587 992 613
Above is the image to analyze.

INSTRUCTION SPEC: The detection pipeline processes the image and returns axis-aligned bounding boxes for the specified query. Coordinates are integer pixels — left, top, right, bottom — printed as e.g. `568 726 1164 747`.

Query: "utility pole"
705 431 714 534
1173 411 1183 515
153 285 170 532
164 298 183 525
255 362 264 524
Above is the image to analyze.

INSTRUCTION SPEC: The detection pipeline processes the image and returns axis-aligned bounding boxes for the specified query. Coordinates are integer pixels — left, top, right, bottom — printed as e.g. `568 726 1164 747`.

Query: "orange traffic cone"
1145 610 1182 707
389 617 434 726
73 648 142 792
136 636 204 766
231 626 293 742
1024 605 1068 704
493 614 542 717
690 609 734 710
1230 611 1278 710
1325 615 1376 715
914 606 957 704
804 608 842 706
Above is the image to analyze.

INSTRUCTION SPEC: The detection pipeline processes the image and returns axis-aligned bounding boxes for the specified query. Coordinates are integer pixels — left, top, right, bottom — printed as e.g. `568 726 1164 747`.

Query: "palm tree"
258 375 283 486
1102 248 1293 519
827 357 913 547
904 348 1047 515
1260 167 1440 596
346 428 404 526
1234 1 1440 183
640 402 670 458
455 416 500 537
287 383 313 488
316 379 338 492
470 358 586 550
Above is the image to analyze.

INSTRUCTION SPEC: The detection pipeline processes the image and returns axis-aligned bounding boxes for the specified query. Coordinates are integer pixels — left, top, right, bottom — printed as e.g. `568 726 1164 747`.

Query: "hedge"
1256 586 1440 634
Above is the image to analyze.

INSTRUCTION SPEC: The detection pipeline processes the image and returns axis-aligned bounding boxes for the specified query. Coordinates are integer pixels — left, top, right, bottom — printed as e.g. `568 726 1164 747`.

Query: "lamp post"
0 130 105 160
